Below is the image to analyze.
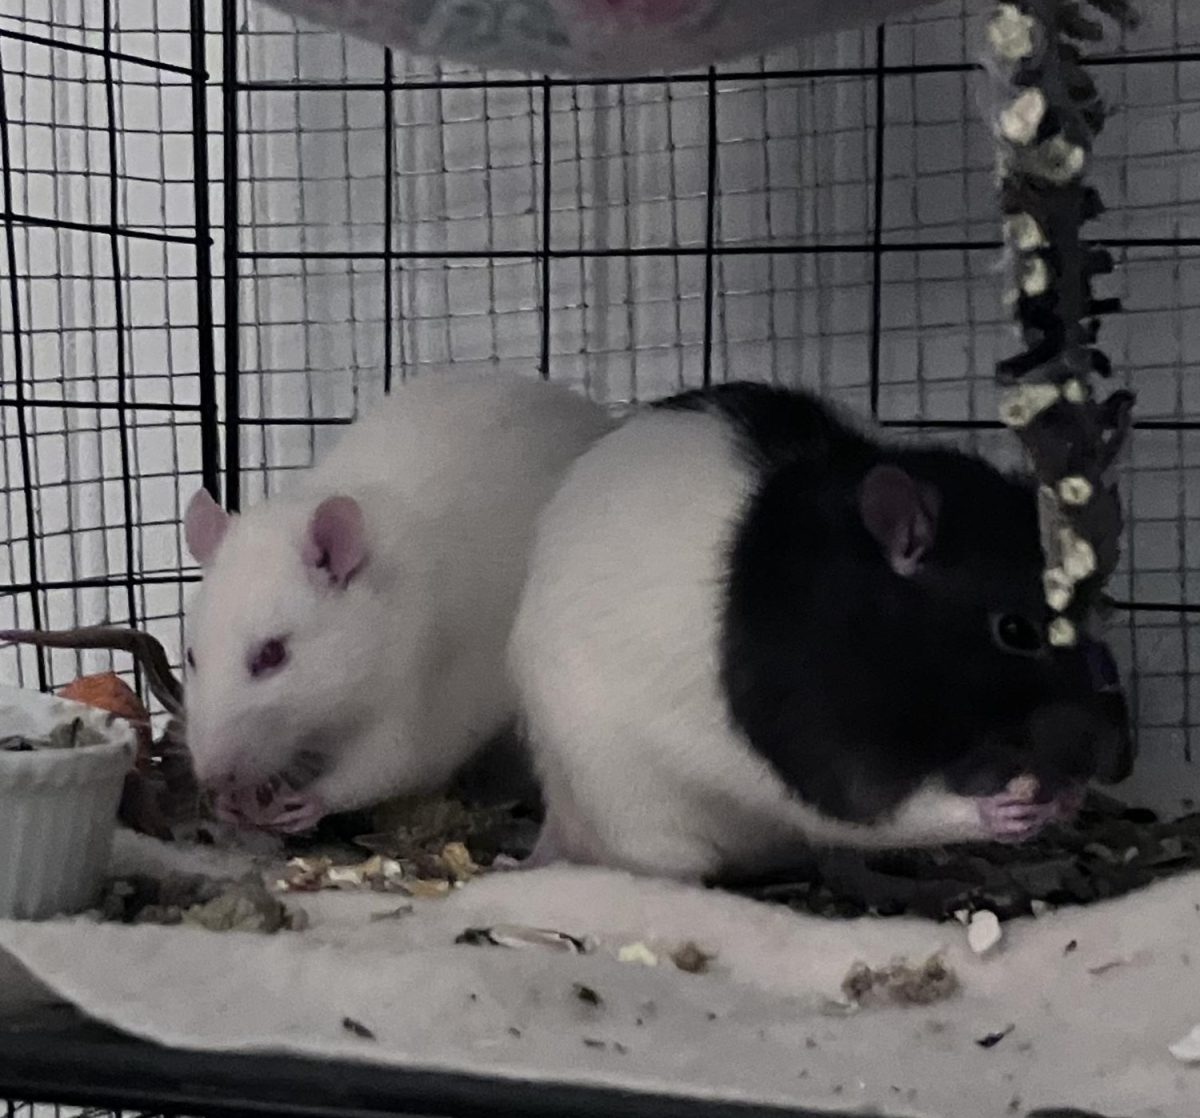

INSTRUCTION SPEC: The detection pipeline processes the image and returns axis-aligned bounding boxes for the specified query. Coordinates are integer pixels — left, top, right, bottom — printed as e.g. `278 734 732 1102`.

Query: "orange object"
57 671 172 839
57 672 153 767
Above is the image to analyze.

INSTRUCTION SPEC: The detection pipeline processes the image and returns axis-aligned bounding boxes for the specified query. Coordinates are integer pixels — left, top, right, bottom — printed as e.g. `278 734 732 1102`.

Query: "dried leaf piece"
841 962 876 1004
401 878 453 899
455 924 592 954
573 984 603 1007
841 954 959 1007
977 1024 1016 1049
181 878 289 934
370 904 415 922
1086 958 1127 976
97 873 301 935
342 1017 376 1041
278 856 334 892
58 672 151 745
440 841 479 882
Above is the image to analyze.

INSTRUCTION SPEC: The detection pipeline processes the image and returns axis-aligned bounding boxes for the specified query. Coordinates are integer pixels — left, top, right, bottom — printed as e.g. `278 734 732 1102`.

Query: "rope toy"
987 0 1139 647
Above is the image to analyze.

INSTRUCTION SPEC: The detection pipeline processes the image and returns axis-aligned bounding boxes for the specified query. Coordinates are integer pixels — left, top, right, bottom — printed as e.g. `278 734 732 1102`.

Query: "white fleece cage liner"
2 831 1200 1118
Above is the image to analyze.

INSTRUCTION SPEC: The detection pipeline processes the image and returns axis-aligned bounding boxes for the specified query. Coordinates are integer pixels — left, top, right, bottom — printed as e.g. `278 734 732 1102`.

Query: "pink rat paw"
212 785 326 835
975 775 1080 845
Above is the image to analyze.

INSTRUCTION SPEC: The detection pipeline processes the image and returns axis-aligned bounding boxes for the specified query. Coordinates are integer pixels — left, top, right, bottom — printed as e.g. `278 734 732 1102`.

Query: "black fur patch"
664 382 1098 826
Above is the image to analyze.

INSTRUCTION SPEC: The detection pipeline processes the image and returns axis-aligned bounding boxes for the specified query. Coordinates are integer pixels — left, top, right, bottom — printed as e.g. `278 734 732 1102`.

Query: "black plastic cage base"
0 1004 847 1118
0 1004 1127 1118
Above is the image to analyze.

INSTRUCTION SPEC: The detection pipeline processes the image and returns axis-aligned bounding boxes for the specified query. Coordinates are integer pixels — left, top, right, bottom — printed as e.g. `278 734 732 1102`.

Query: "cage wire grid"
0 9 1198 812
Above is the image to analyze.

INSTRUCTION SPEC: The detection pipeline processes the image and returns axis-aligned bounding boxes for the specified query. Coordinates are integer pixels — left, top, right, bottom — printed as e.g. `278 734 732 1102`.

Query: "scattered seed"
618 942 660 967
968 910 1003 956
1169 1024 1200 1064
1063 939 1078 955
457 924 591 953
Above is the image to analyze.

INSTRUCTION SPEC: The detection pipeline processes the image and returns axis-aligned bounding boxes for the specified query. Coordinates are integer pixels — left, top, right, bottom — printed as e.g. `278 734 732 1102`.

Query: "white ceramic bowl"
259 0 939 77
0 684 136 920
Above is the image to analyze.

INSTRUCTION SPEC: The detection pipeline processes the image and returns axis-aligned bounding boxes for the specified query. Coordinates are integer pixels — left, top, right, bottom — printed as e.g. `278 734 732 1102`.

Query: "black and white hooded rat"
509 381 1134 882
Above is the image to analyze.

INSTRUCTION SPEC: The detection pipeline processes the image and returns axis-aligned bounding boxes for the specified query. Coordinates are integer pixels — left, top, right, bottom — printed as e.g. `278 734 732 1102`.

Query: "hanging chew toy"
988 0 1139 647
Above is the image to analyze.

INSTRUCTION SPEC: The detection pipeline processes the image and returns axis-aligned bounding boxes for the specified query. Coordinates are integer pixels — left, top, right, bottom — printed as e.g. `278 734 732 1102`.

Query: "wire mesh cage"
0 1 1198 1112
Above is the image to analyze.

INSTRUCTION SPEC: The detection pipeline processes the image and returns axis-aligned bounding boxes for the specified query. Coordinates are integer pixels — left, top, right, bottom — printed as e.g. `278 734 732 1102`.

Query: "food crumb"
670 941 715 974
618 942 660 967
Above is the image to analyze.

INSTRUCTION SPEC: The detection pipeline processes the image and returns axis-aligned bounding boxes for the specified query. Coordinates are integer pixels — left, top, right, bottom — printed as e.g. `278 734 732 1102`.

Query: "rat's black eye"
249 637 288 678
990 613 1044 656
186 647 196 670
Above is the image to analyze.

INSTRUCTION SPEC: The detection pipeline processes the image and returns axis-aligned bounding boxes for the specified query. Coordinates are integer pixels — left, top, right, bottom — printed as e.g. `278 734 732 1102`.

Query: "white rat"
509 382 1133 882
183 370 615 833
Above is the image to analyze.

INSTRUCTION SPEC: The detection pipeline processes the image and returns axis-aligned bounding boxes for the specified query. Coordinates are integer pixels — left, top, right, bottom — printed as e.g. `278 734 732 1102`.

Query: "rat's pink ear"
304 496 367 589
185 488 231 567
858 464 940 578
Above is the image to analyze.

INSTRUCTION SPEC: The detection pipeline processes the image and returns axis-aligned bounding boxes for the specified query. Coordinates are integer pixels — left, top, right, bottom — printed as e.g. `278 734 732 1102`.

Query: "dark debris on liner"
288 794 543 871
723 793 1200 922
286 790 1197 925
96 871 307 933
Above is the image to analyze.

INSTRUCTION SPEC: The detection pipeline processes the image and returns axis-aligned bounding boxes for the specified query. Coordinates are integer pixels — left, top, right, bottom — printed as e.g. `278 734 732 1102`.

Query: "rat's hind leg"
521 751 721 882
520 777 607 870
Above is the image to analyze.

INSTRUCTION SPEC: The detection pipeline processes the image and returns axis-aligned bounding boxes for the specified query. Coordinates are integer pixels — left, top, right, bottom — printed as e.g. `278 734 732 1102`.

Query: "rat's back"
309 370 615 517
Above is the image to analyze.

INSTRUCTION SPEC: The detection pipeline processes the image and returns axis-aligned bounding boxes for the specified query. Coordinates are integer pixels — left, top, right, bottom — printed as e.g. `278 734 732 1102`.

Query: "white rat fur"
508 405 1068 883
184 370 614 831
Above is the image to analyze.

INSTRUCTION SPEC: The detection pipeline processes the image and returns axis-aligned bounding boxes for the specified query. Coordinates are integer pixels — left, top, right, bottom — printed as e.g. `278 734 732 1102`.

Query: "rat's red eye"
249 638 288 678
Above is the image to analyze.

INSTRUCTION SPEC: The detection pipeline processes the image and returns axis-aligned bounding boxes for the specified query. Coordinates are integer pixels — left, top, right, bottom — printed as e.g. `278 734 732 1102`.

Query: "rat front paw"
212 785 326 835
975 776 1061 845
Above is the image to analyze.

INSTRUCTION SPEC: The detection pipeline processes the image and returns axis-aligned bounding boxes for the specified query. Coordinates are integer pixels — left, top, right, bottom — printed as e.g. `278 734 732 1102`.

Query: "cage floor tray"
0 830 1196 1118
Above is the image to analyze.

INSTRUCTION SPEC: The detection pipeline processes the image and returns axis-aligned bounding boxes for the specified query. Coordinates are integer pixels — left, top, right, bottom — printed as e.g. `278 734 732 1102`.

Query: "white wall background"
0 0 1198 813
